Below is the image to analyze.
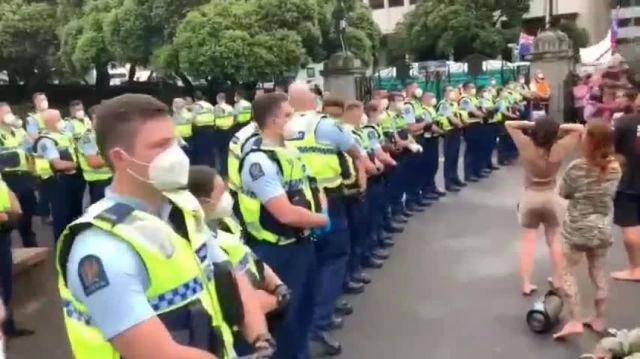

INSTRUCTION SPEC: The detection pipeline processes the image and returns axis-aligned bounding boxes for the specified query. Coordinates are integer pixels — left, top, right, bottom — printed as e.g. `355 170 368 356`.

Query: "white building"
363 0 416 34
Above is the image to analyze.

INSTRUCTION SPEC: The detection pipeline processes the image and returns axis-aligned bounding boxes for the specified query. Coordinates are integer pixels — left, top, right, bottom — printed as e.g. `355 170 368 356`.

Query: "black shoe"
454 180 467 187
373 248 390 260
392 216 408 224
489 164 500 170
465 176 479 183
352 271 372 284
334 299 354 316
401 210 414 217
343 280 365 294
478 171 490 178
310 331 342 356
414 199 432 207
5 326 35 339
422 192 439 201
433 188 447 196
445 185 461 192
405 205 425 213
383 225 403 233
363 257 384 269
328 315 344 330
380 234 393 241
498 160 508 166
379 238 395 248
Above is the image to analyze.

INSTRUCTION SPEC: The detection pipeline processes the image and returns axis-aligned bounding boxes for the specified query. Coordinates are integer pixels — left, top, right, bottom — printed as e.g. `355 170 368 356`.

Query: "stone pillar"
321 52 367 101
528 29 574 122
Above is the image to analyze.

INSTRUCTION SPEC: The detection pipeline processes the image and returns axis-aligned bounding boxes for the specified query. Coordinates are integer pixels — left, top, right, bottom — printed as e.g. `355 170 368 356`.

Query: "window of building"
389 0 404 7
368 0 384 9
634 17 640 26
306 67 316 79
619 18 632 27
409 0 418 4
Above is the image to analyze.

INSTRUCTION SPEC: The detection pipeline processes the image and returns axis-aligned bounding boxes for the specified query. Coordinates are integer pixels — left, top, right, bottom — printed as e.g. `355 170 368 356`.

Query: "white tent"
579 30 612 66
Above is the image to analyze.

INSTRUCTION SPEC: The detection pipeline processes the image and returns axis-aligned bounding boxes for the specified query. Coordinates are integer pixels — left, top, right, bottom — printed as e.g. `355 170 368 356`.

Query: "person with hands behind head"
0 178 33 340
239 92 329 359
56 94 232 359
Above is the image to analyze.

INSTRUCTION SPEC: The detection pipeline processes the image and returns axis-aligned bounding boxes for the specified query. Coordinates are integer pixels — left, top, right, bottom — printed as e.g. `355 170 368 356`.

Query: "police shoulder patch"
367 130 377 140
403 106 412 115
78 255 110 297
249 162 265 181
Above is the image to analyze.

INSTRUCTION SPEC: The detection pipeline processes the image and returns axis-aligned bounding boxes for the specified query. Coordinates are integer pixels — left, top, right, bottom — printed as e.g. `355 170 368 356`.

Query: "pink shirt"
573 85 589 107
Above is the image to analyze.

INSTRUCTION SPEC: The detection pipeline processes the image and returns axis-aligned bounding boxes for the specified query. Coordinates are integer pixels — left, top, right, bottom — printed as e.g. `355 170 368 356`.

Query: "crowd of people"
0 62 639 358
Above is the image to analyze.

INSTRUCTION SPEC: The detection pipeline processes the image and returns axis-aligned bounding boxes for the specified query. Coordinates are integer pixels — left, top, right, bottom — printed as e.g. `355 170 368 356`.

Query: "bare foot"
553 321 584 340
522 283 538 296
584 317 606 334
611 269 640 281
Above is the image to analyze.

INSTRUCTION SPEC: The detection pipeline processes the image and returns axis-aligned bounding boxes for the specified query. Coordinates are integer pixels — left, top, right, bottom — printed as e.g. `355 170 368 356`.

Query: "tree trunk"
128 63 137 82
176 70 194 96
95 62 111 100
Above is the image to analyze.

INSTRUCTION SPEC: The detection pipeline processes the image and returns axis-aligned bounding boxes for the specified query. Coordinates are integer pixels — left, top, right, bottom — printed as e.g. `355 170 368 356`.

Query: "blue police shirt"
437 101 453 117
402 103 416 124
315 118 356 152
66 188 229 340
459 97 475 112
78 131 99 156
36 137 61 160
363 128 382 152
25 115 40 138
241 151 287 203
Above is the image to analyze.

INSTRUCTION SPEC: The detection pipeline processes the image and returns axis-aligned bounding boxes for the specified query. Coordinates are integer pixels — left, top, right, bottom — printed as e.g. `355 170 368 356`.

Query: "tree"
396 0 530 61
0 0 58 85
171 0 307 86
556 19 589 55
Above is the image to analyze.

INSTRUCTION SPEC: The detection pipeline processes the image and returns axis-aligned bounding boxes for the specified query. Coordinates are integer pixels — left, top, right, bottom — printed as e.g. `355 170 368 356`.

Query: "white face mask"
56 121 66 132
414 88 423 98
447 92 456 100
75 110 86 119
429 98 437 106
283 119 298 139
380 99 389 110
125 143 190 191
39 100 48 111
482 92 491 99
360 114 368 126
469 89 477 96
204 191 234 220
3 113 17 126
12 119 23 129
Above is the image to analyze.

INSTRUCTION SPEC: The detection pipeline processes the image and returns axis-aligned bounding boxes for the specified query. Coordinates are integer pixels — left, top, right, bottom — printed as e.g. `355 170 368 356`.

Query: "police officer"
0 103 37 247
233 90 252 131
419 92 445 200
0 177 33 339
227 118 260 228
341 101 384 293
437 86 465 192
56 94 271 359
362 102 397 254
66 100 90 214
34 110 81 240
26 92 52 222
77 106 112 204
191 91 217 167
478 87 499 173
402 82 431 209
239 92 329 359
172 98 194 160
459 82 486 182
495 88 520 165
188 165 291 357
285 83 363 355
213 93 235 177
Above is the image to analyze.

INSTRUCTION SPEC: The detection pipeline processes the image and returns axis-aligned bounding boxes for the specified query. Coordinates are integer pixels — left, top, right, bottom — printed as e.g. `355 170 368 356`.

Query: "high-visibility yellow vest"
28 112 45 132
227 122 259 192
56 191 241 359
239 138 320 245
0 180 11 211
216 217 265 289
193 101 216 127
34 131 76 178
77 129 112 182
343 128 364 196
435 100 454 132
174 109 194 139
235 99 252 125
286 114 348 190
67 117 91 141
406 99 427 135
0 128 29 173
214 104 235 130
458 95 482 124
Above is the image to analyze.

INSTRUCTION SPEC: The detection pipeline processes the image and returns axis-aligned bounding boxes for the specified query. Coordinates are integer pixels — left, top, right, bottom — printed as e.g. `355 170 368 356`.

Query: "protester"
505 118 583 295
554 120 621 339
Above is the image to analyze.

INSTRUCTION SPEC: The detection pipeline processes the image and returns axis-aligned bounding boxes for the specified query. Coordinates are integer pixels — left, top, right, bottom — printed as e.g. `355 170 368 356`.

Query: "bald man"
35 109 81 240
285 81 364 355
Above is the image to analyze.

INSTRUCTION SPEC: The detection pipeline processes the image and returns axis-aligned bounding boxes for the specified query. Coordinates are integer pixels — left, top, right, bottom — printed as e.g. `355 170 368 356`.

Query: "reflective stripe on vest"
193 101 216 127
435 101 453 131
286 115 346 190
77 130 112 182
0 129 29 172
0 181 11 211
175 110 194 138
214 105 234 130
236 100 252 125
239 139 320 244
56 193 238 359
227 123 259 192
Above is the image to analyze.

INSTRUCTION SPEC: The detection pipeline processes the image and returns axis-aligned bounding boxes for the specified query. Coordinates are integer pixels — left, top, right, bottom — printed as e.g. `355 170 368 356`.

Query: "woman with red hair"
554 120 622 339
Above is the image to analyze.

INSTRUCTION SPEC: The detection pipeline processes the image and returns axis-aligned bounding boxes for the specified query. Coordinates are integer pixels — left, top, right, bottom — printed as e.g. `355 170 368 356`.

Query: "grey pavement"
8 162 640 359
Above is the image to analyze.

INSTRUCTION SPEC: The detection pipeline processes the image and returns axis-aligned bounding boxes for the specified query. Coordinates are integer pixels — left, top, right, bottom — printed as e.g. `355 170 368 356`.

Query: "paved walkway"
8 163 640 358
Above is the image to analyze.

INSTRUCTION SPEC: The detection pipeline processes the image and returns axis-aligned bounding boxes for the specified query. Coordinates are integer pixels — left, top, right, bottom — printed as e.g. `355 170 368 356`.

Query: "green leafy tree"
556 19 590 56
0 0 59 85
171 0 307 85
396 0 529 61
